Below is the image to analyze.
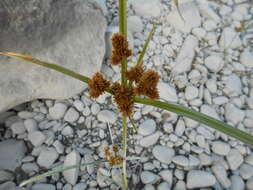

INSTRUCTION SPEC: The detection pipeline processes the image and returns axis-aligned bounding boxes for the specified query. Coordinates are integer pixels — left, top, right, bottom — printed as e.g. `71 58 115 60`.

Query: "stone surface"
0 0 106 113
37 147 59 168
219 27 241 49
152 145 175 164
166 1 201 33
230 175 245 190
140 132 160 147
0 170 14 183
63 150 81 185
212 164 231 188
31 184 56 190
204 55 224 72
138 119 156 136
187 170 216 189
240 50 253 68
132 0 161 17
97 110 117 124
224 74 242 97
28 131 46 147
185 86 198 100
157 82 178 103
0 140 27 171
225 103 245 125
172 35 198 74
64 108 79 123
211 141 231 156
141 171 158 184
49 103 68 120
226 149 244 170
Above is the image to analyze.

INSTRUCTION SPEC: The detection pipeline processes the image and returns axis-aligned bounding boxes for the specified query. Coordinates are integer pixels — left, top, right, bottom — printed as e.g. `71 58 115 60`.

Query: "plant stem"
134 97 253 147
118 0 127 85
19 159 106 187
121 117 128 190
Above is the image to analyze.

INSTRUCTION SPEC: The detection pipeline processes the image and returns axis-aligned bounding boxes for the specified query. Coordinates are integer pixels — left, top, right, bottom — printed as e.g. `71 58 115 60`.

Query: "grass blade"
0 52 89 83
134 97 253 147
19 160 106 187
137 25 156 66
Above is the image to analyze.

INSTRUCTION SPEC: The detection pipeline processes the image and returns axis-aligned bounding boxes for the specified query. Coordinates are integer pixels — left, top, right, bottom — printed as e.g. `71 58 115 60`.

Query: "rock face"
0 0 107 113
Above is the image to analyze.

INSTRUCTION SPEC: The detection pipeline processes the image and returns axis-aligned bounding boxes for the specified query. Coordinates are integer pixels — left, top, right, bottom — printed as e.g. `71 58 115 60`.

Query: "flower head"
88 72 110 98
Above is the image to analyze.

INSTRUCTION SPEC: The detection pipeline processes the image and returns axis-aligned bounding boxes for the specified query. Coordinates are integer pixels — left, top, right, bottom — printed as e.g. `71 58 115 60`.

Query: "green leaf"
137 25 156 66
134 97 253 147
19 160 106 187
0 52 89 83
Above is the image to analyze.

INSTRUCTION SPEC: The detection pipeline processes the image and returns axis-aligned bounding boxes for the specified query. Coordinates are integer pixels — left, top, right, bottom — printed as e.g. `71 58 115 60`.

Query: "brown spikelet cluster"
135 69 160 99
125 64 144 83
110 33 132 65
111 83 135 117
88 72 110 98
104 145 123 168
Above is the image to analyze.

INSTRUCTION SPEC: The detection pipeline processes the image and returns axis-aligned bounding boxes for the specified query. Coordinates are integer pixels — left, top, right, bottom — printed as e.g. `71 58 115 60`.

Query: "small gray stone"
0 140 27 171
240 50 253 68
28 131 46 147
212 164 231 188
211 141 231 156
64 108 79 123
187 170 216 189
157 82 178 103
138 119 156 136
152 145 175 164
239 164 253 179
97 110 117 124
172 156 189 167
230 175 245 190
49 103 68 120
37 147 58 168
141 171 158 184
159 170 172 185
24 119 38 132
0 170 14 183
226 149 244 170
22 163 39 173
73 100 84 112
219 27 241 49
91 103 100 115
157 182 171 190
225 103 245 125
31 184 56 190
140 132 160 147
175 119 185 136
73 183 87 190
132 0 161 17
10 121 26 135
63 150 81 185
128 16 143 33
224 74 242 97
205 55 224 72
185 86 198 100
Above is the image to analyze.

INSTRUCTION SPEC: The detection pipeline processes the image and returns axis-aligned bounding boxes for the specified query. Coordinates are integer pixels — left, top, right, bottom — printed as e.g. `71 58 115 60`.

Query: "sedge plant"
1 0 253 189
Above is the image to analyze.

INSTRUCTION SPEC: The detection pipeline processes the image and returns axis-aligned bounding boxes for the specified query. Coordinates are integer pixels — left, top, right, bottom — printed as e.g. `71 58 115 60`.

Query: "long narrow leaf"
19 160 106 187
134 97 253 147
0 52 89 83
137 25 156 66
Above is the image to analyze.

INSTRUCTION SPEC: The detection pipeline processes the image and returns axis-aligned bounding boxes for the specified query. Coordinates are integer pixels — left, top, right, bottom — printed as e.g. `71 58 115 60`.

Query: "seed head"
126 64 144 83
135 69 160 99
110 33 132 65
88 72 110 98
111 83 135 116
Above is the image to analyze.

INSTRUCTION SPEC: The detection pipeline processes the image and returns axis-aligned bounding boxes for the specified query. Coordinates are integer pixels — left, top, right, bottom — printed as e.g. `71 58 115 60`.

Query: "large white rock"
0 140 27 171
157 82 178 103
166 1 201 33
132 0 162 17
172 35 198 74
0 0 106 113
63 150 81 185
152 145 175 164
187 170 216 189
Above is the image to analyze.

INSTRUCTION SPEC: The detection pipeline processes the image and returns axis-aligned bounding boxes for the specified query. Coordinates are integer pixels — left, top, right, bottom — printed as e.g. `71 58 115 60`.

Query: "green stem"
134 97 253 147
121 117 128 190
20 160 106 187
118 0 127 85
